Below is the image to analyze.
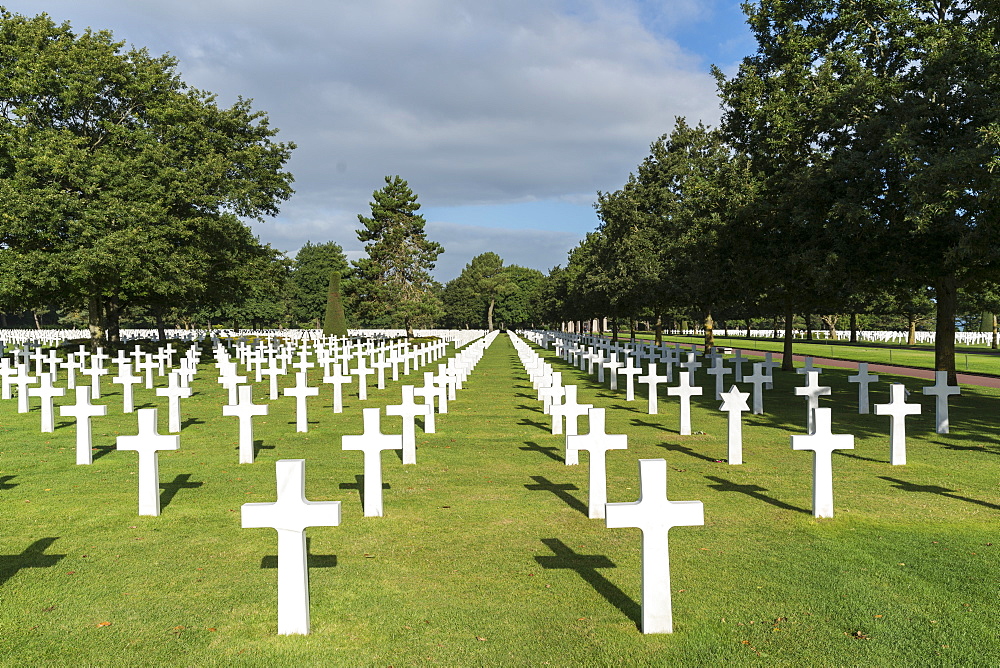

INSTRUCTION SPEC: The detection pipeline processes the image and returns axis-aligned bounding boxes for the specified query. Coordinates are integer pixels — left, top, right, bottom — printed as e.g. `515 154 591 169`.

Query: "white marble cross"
874 383 921 465
342 408 403 517
284 372 320 433
794 370 830 434
790 407 853 518
618 356 643 401
28 373 64 432
731 350 747 382
60 386 107 464
242 459 341 635
751 352 776 389
666 373 703 436
352 357 374 400
538 375 565 415
155 371 192 433
116 408 180 516
679 353 702 383
719 385 750 465
322 363 351 414
385 385 430 465
847 362 879 414
260 362 285 401
112 362 142 413
218 364 247 406
921 371 960 434
550 385 592 440
603 355 624 391
372 354 391 390
796 357 819 375
638 363 669 415
12 365 38 413
744 362 770 415
605 459 704 634
0 358 19 399
136 354 158 389
224 385 269 464
566 408 627 519
706 357 732 400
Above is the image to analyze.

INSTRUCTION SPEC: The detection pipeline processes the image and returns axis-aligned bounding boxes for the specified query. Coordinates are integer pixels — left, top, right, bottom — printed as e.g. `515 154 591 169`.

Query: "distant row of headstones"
2 330 498 635
513 328 965 634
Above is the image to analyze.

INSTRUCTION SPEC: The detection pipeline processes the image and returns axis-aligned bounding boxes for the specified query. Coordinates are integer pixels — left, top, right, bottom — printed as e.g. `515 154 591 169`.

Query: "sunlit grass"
0 335 996 665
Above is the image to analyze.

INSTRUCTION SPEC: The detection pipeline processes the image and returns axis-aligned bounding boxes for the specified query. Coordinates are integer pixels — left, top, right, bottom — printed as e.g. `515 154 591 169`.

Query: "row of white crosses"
242 330 500 635
511 332 704 634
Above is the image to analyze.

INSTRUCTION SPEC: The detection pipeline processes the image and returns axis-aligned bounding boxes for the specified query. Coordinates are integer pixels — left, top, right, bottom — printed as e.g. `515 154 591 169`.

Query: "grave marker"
790 407 853 518
566 408 627 519
666 373 703 436
605 459 704 634
342 408 403 517
847 362 879 414
59 386 107 464
241 459 341 635
719 385 750 465
874 384 921 465
116 408 180 516
284 372 320 433
224 385 269 464
921 371 960 434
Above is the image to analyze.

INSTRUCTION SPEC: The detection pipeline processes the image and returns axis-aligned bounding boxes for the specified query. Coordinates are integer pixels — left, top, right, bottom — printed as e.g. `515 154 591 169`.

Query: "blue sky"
5 0 756 281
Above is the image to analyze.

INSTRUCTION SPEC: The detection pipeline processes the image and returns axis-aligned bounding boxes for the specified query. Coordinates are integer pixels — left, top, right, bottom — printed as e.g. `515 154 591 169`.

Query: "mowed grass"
0 334 997 666
620 332 1000 376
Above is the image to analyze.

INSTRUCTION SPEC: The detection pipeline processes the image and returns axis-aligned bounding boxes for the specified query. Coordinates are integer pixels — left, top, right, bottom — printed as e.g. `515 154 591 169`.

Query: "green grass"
0 335 998 665
613 332 1000 376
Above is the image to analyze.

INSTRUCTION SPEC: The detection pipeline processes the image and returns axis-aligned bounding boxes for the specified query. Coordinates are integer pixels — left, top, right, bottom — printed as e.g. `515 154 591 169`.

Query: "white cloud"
7 0 729 279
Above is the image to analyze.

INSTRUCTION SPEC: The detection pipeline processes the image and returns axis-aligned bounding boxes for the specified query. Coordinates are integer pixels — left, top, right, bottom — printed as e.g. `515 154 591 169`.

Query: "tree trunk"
993 314 997 350
823 315 838 340
703 311 715 352
772 316 779 339
782 302 795 371
805 313 813 341
487 298 495 331
106 294 121 343
907 314 917 346
33 310 42 330
611 317 619 343
87 295 106 351
933 275 957 385
154 307 167 343
654 314 663 347
850 313 857 343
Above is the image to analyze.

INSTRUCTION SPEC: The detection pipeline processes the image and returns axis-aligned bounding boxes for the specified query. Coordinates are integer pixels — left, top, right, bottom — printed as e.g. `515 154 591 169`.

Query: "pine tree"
347 176 444 337
323 271 349 337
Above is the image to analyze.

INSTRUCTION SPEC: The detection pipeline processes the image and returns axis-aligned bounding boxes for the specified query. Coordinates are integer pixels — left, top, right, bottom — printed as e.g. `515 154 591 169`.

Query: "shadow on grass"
704 475 811 515
518 417 550 432
520 441 563 463
939 441 1000 455
525 476 588 516
608 404 641 413
339 474 389 509
262 538 337 569
879 476 1000 511
253 439 275 459
92 446 115 461
657 442 719 463
55 420 74 430
160 473 203 510
517 404 544 414
181 417 205 429
0 537 65 587
834 450 888 464
0 475 16 491
630 418 671 432
535 538 640 630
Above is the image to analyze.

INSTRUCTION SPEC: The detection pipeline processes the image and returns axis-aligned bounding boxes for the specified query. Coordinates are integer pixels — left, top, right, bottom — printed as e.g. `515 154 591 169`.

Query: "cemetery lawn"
630 332 1000 376
0 334 997 666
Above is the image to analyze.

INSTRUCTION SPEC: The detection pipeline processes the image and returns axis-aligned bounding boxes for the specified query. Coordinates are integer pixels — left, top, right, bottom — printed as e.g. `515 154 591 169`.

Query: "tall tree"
287 241 349 328
347 176 444 337
0 9 295 347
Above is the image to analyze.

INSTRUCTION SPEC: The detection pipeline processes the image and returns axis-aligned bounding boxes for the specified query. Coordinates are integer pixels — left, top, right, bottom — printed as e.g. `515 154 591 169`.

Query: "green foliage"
439 252 523 330
322 270 349 337
288 241 348 328
0 9 294 344
346 176 443 336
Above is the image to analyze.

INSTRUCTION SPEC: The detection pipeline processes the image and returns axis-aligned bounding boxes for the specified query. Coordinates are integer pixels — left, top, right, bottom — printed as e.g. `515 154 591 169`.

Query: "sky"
5 0 756 281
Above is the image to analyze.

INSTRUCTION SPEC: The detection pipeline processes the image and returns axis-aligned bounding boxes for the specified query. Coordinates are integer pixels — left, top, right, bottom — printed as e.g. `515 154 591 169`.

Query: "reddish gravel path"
738 349 1000 389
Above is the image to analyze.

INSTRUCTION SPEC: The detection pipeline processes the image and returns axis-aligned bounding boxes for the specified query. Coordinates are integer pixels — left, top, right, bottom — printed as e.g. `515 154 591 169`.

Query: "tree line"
548 0 1000 383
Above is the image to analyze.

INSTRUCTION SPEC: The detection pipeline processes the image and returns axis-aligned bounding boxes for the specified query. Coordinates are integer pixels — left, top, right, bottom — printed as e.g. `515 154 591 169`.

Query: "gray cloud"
8 0 727 279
